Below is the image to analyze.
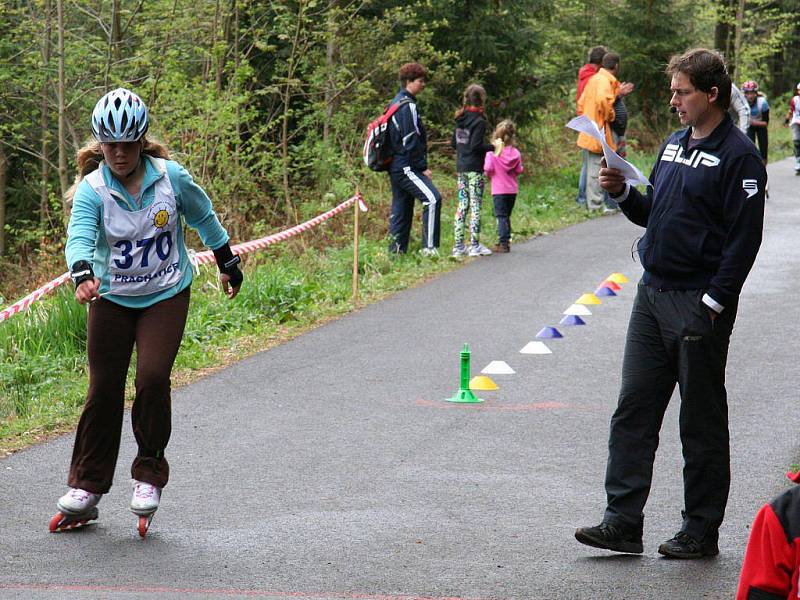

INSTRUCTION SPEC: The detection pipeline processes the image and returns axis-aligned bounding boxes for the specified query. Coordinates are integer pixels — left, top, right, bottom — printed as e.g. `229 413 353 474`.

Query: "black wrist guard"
212 243 243 288
226 265 244 289
70 260 95 287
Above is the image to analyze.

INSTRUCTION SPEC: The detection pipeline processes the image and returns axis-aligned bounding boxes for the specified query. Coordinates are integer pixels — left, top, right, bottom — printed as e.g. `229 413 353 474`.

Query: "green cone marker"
446 343 483 403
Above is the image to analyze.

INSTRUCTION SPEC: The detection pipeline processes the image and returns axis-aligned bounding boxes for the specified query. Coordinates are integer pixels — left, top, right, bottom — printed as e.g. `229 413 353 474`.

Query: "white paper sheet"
566 115 650 187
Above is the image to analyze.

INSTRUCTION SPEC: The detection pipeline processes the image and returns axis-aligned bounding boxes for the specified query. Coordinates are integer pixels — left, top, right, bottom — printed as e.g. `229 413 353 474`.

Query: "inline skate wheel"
138 514 153 538
49 512 65 533
49 507 98 532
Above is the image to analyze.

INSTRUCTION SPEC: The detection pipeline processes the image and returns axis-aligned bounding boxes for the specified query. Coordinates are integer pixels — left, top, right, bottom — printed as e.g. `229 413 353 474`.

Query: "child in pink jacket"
483 120 524 253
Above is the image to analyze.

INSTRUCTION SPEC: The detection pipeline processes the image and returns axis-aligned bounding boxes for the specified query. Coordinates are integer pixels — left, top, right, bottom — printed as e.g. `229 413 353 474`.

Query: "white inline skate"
49 488 101 532
130 480 161 538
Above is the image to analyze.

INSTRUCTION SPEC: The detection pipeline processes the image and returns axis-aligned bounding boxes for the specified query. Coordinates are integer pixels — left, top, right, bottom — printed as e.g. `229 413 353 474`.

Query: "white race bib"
87 158 182 296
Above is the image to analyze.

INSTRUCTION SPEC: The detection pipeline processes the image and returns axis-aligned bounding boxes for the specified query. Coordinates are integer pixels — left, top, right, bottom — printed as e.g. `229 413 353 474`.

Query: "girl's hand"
75 278 101 304
220 272 241 299
492 138 504 156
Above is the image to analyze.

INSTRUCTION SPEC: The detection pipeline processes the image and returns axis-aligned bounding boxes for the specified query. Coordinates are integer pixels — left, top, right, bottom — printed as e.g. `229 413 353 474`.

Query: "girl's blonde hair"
64 137 171 205
493 119 516 146
455 83 487 118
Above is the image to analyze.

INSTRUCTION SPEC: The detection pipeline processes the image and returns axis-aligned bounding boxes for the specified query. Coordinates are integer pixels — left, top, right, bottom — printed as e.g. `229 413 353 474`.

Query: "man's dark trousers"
388 167 441 253
603 283 738 541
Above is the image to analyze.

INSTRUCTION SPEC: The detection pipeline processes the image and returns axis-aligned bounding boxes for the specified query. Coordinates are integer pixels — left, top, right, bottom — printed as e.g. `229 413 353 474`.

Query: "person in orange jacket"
575 46 606 206
577 52 620 210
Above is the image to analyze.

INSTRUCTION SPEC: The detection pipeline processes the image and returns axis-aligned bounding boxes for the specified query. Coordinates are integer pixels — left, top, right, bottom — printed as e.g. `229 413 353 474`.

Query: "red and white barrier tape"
0 194 367 324
0 272 72 324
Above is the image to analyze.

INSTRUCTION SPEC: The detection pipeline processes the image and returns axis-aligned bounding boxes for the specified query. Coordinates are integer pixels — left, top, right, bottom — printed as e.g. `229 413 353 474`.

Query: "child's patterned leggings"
454 171 485 247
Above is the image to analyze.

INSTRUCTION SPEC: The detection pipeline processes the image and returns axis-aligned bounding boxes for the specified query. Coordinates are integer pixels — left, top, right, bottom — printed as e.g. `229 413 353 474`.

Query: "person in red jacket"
575 46 607 205
577 46 607 106
736 471 800 599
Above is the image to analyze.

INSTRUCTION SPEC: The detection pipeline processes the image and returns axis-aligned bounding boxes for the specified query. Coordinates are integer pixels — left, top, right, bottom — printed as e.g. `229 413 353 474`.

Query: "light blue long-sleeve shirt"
65 155 229 308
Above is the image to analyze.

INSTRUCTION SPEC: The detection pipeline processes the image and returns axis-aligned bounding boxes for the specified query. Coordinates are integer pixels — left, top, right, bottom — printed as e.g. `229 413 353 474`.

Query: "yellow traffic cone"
606 272 629 284
576 293 602 305
470 375 498 391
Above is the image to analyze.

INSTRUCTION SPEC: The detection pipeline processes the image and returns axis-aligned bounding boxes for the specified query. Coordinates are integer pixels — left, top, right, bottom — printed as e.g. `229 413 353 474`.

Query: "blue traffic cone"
595 286 617 297
559 314 586 326
536 326 563 339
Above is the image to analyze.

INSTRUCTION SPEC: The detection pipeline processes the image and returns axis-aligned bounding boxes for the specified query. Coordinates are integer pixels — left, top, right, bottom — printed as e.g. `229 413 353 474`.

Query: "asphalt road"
2 158 799 600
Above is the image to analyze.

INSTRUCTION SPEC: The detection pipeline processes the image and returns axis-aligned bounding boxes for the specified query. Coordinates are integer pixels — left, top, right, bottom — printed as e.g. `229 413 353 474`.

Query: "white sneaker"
451 245 468 258
468 243 492 257
130 480 161 514
57 488 102 514
420 247 439 258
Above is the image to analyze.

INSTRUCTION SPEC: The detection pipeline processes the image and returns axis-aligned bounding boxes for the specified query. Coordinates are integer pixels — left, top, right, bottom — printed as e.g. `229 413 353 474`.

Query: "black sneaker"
657 531 719 559
575 522 643 554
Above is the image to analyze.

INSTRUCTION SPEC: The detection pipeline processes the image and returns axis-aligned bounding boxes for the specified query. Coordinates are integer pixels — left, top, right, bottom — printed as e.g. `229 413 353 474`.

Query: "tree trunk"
41 0 53 227
57 0 70 220
281 0 306 224
217 0 233 92
149 0 180 105
323 0 338 143
733 0 746 82
205 0 221 86
233 0 240 175
714 0 736 62
0 144 7 256
111 0 122 62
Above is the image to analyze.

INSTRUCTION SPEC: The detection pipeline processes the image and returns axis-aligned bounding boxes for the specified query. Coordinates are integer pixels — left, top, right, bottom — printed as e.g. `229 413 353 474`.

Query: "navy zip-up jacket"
388 89 428 173
618 114 765 310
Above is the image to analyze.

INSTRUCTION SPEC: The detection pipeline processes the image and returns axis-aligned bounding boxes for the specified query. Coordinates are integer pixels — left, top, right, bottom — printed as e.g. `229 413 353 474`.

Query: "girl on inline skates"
50 88 243 537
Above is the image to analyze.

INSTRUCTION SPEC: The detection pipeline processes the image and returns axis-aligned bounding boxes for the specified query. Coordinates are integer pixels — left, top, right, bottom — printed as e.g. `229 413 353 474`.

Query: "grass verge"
0 156 652 455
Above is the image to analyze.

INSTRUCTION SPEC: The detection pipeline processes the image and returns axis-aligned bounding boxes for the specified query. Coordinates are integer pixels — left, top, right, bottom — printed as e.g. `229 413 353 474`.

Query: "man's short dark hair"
667 48 732 111
399 63 428 86
602 52 620 71
588 46 607 65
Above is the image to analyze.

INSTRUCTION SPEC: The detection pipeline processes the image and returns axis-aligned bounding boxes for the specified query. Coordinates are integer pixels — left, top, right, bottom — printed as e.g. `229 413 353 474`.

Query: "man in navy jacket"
386 62 442 255
575 48 766 559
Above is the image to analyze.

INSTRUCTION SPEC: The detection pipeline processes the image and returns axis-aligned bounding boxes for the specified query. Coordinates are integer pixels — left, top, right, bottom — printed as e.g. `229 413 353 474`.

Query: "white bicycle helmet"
91 88 148 142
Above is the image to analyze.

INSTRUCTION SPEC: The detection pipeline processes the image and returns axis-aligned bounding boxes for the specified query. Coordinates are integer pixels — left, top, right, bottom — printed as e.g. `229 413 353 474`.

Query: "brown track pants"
67 287 190 494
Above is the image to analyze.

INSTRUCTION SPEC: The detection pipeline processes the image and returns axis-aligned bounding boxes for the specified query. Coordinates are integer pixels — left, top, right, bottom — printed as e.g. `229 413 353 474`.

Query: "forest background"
2 0 800 294
0 0 798 446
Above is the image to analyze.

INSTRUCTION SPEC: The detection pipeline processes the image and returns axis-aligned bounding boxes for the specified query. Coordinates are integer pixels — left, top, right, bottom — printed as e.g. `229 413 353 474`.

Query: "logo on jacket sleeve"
742 179 759 198
661 143 720 168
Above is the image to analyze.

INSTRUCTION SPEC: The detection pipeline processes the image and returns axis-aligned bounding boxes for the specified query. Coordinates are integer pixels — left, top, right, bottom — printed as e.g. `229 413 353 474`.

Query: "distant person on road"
451 84 495 258
575 48 766 559
785 82 800 174
736 471 800 599
729 83 750 134
575 45 607 206
743 80 769 167
483 119 523 253
50 88 243 534
386 62 442 257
